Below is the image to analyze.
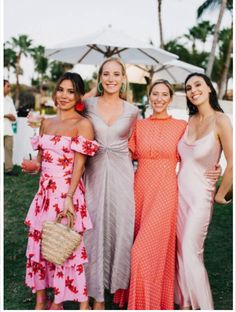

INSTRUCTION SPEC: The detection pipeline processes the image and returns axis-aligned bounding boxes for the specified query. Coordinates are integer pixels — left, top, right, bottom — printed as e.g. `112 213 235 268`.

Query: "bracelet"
66 192 74 198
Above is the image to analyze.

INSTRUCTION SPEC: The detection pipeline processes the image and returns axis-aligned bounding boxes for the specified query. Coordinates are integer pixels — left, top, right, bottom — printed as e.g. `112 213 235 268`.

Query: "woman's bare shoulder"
75 116 94 139
215 112 232 134
40 116 56 132
215 112 231 125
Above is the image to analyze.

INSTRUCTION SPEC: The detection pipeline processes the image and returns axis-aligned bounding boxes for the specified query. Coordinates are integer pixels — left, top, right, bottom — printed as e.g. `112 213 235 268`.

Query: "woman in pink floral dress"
23 72 99 310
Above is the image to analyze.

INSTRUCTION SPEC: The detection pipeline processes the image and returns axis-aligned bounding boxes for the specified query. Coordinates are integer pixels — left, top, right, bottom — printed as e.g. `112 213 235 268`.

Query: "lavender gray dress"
83 97 139 301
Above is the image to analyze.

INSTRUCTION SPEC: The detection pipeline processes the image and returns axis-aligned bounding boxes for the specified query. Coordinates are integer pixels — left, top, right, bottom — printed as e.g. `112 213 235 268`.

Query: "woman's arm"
21 119 47 173
214 115 233 204
63 119 94 218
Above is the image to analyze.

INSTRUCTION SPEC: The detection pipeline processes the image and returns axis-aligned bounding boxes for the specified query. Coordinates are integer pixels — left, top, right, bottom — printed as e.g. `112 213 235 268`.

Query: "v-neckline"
94 97 125 127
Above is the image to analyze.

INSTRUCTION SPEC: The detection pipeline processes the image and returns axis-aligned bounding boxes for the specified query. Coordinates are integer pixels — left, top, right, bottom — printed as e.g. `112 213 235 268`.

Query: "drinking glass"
28 111 42 135
21 154 40 173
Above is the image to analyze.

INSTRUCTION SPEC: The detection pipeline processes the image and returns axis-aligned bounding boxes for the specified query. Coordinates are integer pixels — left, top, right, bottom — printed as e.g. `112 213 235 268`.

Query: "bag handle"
55 212 74 229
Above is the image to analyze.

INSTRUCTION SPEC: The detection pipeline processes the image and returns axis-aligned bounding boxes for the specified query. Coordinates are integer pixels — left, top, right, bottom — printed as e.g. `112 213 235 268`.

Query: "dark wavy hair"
4 79 9 86
52 72 85 105
184 73 224 115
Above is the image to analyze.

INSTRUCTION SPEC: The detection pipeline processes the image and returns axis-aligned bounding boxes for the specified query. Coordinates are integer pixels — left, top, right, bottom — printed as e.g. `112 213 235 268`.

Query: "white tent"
45 25 178 66
126 60 205 84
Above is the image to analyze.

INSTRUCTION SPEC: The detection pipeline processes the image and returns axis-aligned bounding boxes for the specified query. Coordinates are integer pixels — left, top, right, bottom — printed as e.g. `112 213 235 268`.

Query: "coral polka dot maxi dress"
24 134 99 304
128 116 186 310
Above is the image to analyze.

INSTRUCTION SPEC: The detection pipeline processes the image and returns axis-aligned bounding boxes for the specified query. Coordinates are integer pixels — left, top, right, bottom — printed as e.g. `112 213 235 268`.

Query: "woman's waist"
41 163 73 177
178 160 218 173
137 158 177 168
95 146 129 156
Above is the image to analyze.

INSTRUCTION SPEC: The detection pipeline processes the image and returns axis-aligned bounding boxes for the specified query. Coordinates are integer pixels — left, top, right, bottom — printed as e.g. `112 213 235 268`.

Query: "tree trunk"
158 0 164 49
218 26 233 99
7 65 10 80
206 0 227 77
15 53 21 108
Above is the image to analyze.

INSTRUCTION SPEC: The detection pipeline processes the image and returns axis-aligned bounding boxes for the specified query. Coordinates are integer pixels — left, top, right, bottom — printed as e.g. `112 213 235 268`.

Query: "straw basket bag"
42 212 82 266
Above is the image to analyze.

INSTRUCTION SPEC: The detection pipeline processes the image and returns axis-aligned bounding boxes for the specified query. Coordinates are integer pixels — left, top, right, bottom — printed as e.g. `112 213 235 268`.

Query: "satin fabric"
176 127 222 309
83 97 139 301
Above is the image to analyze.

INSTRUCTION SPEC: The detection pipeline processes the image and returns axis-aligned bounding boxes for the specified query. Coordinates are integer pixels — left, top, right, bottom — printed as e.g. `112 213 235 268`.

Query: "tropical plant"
217 25 233 99
49 61 73 83
6 34 34 107
4 46 17 80
197 0 232 77
164 38 209 73
31 45 49 90
164 39 191 63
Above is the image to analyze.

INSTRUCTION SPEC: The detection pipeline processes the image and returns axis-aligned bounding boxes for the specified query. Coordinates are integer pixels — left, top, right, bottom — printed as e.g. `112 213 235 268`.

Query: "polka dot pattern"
128 116 187 310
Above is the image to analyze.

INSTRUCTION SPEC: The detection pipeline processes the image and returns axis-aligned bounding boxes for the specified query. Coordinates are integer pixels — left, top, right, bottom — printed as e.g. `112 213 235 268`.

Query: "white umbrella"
126 60 205 84
45 25 178 66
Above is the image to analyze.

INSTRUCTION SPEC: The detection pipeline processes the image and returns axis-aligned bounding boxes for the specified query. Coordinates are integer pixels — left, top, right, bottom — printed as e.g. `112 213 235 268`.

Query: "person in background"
4 79 18 176
175 73 233 310
81 57 139 310
23 72 99 310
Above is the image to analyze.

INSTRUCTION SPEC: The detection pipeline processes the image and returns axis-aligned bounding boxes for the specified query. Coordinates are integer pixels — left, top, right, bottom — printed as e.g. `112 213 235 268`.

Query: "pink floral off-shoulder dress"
24 134 99 304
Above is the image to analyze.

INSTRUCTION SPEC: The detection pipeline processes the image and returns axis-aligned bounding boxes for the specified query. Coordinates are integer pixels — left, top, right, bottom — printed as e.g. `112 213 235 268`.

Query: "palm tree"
8 34 34 107
164 39 191 62
4 46 16 80
32 45 49 90
182 21 214 65
197 0 230 77
184 27 200 54
49 61 73 83
157 0 164 49
217 25 233 99
192 21 215 51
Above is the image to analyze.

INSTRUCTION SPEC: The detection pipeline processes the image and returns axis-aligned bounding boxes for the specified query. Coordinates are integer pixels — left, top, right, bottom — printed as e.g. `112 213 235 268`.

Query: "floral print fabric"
25 134 99 303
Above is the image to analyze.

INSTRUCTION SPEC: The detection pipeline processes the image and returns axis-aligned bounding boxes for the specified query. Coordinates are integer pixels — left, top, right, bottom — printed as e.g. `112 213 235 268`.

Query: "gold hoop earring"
120 83 126 93
97 81 103 94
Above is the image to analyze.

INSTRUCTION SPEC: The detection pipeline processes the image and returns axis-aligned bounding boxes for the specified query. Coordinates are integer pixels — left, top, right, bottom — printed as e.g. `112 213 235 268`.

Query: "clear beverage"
28 111 42 128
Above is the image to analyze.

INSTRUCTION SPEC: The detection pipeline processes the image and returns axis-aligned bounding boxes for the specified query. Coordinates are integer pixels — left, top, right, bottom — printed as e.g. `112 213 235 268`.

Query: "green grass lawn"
4 167 233 310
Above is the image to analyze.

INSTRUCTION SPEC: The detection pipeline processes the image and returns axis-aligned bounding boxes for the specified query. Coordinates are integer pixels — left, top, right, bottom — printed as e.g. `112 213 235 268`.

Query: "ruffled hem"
25 256 88 303
71 136 99 156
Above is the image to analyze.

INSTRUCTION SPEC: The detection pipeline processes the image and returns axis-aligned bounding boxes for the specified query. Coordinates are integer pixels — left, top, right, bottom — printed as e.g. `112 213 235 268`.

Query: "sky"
3 0 232 84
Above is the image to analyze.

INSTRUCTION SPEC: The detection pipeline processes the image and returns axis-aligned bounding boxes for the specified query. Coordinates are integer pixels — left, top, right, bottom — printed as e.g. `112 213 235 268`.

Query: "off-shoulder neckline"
38 133 90 140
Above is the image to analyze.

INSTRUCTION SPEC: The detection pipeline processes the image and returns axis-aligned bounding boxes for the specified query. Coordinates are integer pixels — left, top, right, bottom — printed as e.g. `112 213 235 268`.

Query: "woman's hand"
21 160 41 174
205 164 222 183
214 193 232 205
62 196 76 224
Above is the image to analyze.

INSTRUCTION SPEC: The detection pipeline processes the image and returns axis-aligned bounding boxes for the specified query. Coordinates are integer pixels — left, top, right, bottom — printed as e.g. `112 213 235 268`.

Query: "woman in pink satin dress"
176 73 233 310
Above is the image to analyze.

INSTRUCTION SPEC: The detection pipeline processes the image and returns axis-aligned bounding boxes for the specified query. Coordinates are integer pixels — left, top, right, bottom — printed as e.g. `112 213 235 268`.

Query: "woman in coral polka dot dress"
127 80 187 310
23 72 99 310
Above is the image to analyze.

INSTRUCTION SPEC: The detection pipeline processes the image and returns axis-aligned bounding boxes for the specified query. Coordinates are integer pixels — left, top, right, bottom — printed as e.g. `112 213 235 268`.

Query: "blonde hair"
96 57 128 100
